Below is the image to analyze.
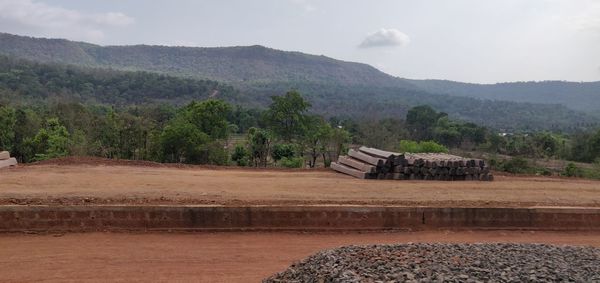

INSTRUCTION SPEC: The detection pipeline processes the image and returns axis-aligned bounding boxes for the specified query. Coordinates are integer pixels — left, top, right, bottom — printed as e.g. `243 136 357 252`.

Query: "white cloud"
0 0 134 42
359 28 410 48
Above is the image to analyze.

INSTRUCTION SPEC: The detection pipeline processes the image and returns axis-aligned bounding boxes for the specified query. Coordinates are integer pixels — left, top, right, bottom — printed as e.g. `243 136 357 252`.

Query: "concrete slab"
0 157 17 169
0 151 9 160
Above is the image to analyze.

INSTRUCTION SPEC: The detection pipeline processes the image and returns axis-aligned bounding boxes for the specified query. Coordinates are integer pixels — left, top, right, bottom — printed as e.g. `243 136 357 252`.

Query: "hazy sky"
1 0 599 83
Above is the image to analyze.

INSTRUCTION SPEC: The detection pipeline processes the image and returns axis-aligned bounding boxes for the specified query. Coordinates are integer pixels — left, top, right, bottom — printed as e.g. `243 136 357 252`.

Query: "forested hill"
0 32 411 89
1 55 598 132
0 56 239 105
407 79 600 113
3 32 600 114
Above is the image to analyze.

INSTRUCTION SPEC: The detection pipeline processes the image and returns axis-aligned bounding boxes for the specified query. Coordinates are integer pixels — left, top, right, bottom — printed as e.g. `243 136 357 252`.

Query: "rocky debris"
264 243 600 282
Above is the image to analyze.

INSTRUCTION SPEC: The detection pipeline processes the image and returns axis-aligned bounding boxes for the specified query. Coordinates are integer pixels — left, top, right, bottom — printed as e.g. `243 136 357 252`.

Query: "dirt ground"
0 231 599 282
1 163 600 207
2 160 600 282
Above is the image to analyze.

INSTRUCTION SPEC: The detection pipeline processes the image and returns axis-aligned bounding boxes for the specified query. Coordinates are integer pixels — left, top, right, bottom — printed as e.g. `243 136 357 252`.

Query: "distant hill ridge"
407 79 600 113
1 32 600 131
0 32 412 89
2 32 600 112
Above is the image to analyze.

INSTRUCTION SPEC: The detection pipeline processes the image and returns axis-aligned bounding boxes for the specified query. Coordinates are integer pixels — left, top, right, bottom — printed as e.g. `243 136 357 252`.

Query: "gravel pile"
264 243 600 282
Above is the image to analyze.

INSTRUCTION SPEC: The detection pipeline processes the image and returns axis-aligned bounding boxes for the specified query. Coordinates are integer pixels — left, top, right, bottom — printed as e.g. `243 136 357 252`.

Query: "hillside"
0 56 239 106
3 32 600 114
407 79 600 113
0 32 411 89
2 32 600 131
1 55 597 132
2 33 600 114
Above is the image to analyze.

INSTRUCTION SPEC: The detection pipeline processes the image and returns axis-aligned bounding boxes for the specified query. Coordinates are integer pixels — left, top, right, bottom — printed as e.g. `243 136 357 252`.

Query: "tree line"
0 91 348 167
2 90 600 168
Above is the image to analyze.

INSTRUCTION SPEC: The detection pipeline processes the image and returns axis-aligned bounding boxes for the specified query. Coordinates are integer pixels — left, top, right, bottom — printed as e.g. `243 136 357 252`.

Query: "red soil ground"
1 231 600 282
2 159 600 281
1 161 599 207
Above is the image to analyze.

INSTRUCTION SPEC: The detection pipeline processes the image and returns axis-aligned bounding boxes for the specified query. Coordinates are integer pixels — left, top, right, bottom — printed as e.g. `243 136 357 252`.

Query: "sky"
0 0 599 83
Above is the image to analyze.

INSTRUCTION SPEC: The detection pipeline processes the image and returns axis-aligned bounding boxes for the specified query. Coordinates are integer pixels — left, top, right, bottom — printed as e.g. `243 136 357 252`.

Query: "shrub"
487 155 499 170
231 144 250 166
203 141 230 165
399 140 448 153
271 143 297 162
581 167 600 179
563 162 582 177
501 157 531 174
419 141 449 153
280 157 304 168
536 167 553 176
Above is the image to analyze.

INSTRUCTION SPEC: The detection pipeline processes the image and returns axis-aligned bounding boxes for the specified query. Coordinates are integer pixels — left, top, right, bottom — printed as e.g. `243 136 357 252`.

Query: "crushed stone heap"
265 243 600 282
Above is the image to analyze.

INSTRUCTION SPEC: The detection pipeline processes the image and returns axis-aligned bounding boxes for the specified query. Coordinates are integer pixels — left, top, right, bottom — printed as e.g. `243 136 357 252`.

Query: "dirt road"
1 164 600 207
1 231 600 282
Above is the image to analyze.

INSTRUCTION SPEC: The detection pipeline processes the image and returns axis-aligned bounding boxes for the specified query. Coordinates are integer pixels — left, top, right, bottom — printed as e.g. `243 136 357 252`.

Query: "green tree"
532 132 560 158
32 118 70 161
406 105 445 141
0 105 16 151
159 116 209 163
159 100 232 165
458 122 486 146
231 144 250 166
326 126 351 165
271 143 297 162
265 90 311 142
228 106 261 134
247 127 272 167
183 100 232 140
302 115 333 168
354 118 408 150
587 130 600 162
96 109 120 158
11 108 41 162
432 116 461 148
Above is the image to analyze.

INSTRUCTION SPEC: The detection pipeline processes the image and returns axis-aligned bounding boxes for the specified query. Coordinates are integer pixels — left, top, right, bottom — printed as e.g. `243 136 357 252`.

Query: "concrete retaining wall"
0 205 598 232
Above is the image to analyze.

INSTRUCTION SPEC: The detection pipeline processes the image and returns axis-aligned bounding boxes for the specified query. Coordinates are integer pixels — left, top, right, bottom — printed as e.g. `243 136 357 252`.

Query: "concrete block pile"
331 146 492 181
0 151 17 169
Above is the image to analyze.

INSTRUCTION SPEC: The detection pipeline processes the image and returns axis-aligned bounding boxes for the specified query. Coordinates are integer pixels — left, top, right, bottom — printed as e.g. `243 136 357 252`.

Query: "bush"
231 144 250 166
203 141 230 165
271 143 297 162
399 140 448 153
500 157 531 174
419 141 449 153
581 167 600 180
563 162 582 177
487 155 499 170
536 167 553 176
280 157 304 168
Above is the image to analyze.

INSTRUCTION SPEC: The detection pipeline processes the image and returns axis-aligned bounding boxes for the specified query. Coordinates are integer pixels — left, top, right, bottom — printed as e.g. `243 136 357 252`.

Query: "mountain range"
1 32 599 132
